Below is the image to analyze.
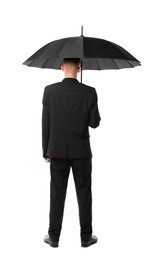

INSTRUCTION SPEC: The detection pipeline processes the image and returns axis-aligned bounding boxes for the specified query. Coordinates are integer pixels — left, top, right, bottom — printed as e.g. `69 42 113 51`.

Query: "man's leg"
48 158 70 242
71 158 92 242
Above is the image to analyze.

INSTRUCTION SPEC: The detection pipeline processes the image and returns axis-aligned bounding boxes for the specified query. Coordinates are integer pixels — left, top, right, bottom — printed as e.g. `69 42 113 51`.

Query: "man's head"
61 58 81 78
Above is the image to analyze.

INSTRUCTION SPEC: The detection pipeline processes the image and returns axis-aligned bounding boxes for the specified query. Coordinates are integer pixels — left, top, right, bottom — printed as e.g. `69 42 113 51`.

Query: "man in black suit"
42 58 101 247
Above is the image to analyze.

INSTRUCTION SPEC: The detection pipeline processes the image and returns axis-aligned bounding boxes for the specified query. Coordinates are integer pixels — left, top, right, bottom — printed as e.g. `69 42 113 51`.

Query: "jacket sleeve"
88 88 101 128
42 87 50 158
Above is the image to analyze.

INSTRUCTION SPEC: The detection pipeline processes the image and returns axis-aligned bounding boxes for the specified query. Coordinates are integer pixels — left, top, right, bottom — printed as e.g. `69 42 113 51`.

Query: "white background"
0 0 161 259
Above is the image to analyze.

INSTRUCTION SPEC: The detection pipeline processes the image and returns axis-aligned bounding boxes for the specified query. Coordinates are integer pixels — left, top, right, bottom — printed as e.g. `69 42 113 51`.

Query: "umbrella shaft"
80 60 83 83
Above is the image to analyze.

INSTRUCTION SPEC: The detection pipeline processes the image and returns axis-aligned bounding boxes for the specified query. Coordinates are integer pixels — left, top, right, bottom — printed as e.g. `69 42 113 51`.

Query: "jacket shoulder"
78 83 95 92
44 82 61 91
44 82 96 92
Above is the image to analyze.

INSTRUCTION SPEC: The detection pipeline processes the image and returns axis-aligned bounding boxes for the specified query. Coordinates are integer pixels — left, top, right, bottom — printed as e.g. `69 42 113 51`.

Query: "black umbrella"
23 26 141 82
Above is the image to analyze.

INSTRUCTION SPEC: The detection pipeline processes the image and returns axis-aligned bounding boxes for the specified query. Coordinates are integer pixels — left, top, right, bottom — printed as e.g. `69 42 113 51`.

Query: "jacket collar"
62 78 79 84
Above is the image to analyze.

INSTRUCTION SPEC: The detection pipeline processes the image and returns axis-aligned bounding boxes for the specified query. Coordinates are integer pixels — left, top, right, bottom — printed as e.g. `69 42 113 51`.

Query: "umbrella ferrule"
81 25 84 37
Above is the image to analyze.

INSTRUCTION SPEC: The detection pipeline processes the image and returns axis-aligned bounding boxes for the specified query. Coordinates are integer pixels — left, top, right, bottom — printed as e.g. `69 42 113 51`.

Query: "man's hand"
44 156 51 163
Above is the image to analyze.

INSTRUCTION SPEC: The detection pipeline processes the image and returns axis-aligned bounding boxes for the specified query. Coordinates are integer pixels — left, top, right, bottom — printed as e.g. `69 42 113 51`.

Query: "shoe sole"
81 240 97 248
44 239 59 248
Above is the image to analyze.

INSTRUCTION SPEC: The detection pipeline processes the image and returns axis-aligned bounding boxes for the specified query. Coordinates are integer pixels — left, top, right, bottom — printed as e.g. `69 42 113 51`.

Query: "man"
42 58 101 248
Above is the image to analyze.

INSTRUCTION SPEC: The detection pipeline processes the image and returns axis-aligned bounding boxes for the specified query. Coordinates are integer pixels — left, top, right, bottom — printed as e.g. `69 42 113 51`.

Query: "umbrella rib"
42 58 49 68
27 59 36 66
96 58 101 70
112 59 119 69
126 60 134 68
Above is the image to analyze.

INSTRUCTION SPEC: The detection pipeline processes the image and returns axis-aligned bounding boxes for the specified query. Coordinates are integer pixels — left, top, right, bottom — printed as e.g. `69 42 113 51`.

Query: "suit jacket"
42 78 101 158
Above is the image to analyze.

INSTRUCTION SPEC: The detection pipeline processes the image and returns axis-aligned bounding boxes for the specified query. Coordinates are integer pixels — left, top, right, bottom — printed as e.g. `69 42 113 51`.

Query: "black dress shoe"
44 235 59 248
81 235 98 247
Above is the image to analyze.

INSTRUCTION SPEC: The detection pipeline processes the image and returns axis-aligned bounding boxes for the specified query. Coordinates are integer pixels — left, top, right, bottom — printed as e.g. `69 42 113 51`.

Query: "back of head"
61 58 81 76
62 58 81 67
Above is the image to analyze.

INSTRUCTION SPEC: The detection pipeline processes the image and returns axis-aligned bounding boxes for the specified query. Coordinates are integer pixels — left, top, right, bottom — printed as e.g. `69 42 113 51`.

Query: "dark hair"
62 58 81 66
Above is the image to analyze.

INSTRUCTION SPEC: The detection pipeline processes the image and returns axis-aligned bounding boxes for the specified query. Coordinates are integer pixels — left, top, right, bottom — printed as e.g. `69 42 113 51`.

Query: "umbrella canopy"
23 27 141 82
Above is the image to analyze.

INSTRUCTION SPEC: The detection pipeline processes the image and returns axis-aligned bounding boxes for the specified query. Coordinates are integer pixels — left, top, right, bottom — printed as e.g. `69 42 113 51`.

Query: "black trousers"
48 158 92 242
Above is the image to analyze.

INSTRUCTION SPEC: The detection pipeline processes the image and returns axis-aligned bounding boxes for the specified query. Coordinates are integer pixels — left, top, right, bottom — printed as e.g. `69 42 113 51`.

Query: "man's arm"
88 88 101 128
42 87 50 160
